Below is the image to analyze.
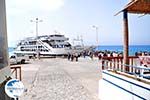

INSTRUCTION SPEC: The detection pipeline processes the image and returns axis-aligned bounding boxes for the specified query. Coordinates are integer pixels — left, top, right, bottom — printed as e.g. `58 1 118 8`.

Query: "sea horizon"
8 45 150 56
95 45 150 55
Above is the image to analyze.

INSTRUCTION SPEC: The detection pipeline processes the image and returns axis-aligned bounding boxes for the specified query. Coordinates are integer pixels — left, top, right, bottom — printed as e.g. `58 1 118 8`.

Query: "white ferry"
14 34 72 57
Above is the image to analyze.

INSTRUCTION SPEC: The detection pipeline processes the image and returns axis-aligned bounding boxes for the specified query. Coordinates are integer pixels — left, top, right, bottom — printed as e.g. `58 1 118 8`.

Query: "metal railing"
10 66 22 81
100 56 150 78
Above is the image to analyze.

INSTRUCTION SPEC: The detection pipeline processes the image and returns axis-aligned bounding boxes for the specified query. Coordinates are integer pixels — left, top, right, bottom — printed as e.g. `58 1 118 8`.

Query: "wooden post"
123 10 129 72
0 0 11 99
19 67 22 81
102 60 105 70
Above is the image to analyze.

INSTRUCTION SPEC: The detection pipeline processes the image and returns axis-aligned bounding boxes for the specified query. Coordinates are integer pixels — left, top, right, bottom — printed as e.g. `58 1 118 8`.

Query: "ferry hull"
14 48 72 56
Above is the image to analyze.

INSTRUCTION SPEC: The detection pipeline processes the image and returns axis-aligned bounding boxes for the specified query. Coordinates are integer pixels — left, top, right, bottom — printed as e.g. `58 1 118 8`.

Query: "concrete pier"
19 57 101 100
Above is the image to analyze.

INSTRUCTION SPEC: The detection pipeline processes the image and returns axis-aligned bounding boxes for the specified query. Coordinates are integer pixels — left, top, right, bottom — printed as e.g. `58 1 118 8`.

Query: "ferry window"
16 53 19 56
50 40 54 42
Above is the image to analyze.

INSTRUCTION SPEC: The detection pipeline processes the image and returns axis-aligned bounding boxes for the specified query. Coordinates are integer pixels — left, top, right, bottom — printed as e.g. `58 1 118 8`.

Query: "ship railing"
100 56 150 79
10 66 22 81
37 39 52 52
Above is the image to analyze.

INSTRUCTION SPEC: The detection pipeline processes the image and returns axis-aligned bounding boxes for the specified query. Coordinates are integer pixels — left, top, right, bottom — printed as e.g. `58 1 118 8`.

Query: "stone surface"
18 57 101 100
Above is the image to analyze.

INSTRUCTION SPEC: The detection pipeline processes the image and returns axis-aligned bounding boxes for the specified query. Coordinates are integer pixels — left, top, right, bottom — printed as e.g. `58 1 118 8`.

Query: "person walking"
90 52 93 60
75 52 78 61
67 52 71 60
71 53 74 61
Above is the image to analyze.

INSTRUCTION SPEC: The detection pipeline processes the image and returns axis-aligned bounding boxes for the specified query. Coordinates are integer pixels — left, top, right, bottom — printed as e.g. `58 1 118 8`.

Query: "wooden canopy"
124 0 150 14
116 0 150 15
117 0 150 72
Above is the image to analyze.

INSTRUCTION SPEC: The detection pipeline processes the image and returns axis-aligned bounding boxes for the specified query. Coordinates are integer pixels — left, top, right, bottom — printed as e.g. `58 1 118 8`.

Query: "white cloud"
6 0 65 15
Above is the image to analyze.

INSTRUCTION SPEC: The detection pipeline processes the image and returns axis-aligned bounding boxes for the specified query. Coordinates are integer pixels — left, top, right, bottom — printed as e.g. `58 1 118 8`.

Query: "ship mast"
30 18 43 59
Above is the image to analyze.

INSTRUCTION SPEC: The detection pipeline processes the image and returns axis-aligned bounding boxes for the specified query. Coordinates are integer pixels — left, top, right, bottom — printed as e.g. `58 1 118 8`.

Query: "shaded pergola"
118 0 150 71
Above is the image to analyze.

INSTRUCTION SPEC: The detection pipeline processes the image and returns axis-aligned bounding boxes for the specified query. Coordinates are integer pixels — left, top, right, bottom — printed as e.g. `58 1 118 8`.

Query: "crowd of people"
135 51 150 56
67 50 94 61
67 50 150 61
67 52 79 61
94 50 123 60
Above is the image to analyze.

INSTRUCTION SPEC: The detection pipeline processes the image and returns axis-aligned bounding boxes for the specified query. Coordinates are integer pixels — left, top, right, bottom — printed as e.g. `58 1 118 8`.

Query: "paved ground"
18 57 101 100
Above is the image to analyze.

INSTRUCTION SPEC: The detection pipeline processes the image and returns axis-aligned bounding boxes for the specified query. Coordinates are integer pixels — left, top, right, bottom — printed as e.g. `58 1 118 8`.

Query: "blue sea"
8 47 15 53
8 45 150 56
95 45 150 56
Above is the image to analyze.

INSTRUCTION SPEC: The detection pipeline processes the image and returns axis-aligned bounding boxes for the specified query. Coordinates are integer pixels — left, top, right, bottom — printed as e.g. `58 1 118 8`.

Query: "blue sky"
6 0 150 47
